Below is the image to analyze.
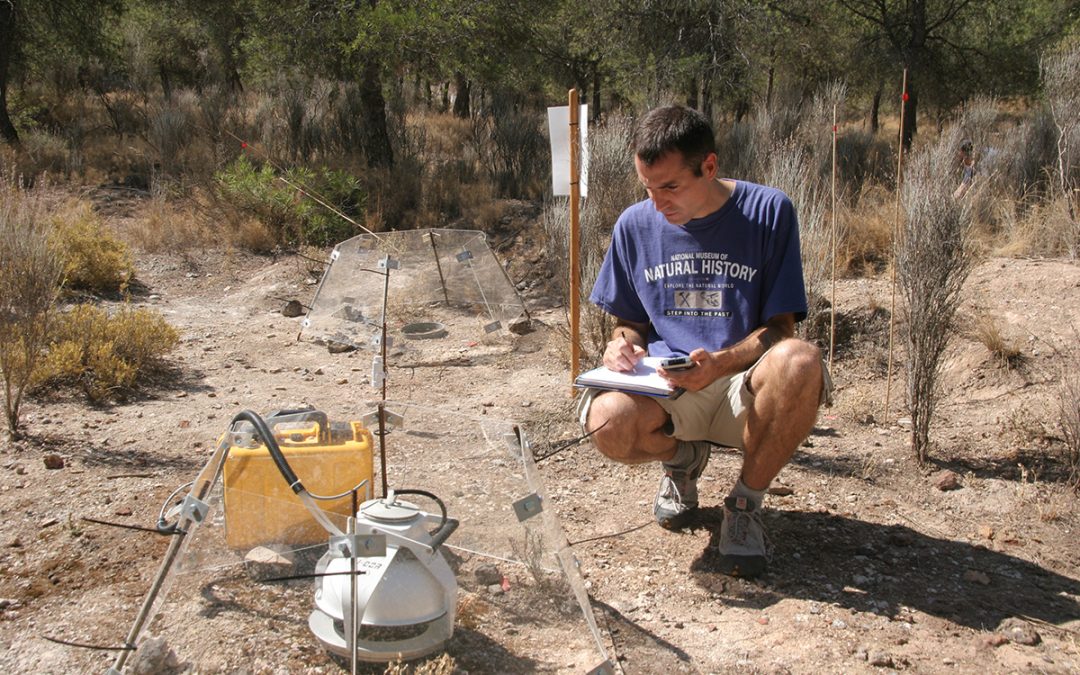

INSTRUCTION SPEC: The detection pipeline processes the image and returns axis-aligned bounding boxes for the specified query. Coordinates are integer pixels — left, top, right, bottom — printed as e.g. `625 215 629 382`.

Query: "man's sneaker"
653 441 711 530
714 495 768 577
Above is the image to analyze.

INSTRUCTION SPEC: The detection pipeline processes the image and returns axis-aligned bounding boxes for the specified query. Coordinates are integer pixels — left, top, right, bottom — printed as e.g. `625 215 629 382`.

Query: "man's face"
634 151 718 226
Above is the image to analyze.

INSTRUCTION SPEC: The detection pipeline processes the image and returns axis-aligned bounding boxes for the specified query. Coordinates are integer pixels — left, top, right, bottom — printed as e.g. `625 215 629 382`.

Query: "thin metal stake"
426 232 451 306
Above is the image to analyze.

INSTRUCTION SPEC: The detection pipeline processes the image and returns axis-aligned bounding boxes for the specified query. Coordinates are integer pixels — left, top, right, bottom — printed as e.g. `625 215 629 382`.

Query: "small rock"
999 618 1041 646
14 464 26 475
327 341 355 354
244 544 296 581
962 569 991 585
43 454 64 470
977 633 1009 648
129 635 180 675
868 651 894 668
832 619 848 629
281 300 304 317
114 506 133 517
932 469 963 491
757 616 770 625
521 401 532 408
977 524 995 540
767 485 794 496
336 378 348 385
40 518 59 528
474 563 502 586
487 583 504 596
508 317 534 335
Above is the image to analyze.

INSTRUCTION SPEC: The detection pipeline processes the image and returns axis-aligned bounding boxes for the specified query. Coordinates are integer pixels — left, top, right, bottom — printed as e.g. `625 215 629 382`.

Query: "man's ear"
701 152 719 179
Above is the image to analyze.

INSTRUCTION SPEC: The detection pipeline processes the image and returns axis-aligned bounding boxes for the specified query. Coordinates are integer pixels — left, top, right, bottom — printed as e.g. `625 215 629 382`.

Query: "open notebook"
573 356 684 399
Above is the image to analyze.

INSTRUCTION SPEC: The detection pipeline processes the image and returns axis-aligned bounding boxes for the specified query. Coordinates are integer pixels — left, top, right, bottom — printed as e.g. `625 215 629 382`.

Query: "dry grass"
123 194 214 253
972 313 1024 369
382 653 456 675
837 185 895 276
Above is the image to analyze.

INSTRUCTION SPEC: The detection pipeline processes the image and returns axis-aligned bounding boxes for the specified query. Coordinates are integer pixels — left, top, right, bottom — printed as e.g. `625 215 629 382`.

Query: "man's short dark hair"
633 105 716 176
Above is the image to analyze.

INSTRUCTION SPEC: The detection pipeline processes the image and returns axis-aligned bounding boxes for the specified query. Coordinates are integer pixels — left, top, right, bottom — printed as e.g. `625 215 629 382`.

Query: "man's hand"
603 335 646 372
658 347 741 392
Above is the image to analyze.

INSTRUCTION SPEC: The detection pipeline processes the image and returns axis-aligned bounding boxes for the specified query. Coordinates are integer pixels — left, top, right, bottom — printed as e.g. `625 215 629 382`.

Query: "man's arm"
661 313 796 391
603 317 650 372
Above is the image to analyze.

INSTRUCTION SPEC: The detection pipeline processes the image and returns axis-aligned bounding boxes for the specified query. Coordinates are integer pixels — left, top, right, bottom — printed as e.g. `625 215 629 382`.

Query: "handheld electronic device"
660 356 695 371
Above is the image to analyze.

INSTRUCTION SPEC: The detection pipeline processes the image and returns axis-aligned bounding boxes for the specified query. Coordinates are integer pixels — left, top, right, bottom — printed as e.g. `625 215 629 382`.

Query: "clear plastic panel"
126 406 609 673
301 229 527 355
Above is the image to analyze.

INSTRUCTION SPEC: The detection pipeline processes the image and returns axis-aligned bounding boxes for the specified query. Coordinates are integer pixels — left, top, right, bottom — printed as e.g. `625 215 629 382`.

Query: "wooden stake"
884 69 908 421
569 89 582 394
829 103 838 368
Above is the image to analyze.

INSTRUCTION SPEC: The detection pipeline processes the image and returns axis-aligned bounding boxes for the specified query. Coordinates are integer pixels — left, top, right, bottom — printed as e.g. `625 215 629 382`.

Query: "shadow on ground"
688 509 1080 632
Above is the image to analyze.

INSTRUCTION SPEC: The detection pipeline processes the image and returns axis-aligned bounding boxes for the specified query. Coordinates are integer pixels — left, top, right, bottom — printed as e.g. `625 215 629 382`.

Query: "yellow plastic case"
223 419 374 549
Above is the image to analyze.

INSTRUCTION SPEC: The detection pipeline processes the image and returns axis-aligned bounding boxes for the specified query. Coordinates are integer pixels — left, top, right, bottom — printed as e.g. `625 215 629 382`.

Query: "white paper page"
547 104 589 197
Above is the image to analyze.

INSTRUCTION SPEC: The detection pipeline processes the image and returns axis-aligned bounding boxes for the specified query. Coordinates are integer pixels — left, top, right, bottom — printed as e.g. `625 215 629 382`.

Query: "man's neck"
706 178 735 216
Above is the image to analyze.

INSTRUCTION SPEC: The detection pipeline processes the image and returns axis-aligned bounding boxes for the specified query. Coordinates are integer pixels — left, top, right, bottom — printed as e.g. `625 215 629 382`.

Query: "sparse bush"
214 154 365 247
898 127 978 463
0 181 64 439
1041 38 1080 256
763 138 831 344
34 304 179 403
835 129 894 191
1057 335 1080 488
470 98 547 199
49 202 135 295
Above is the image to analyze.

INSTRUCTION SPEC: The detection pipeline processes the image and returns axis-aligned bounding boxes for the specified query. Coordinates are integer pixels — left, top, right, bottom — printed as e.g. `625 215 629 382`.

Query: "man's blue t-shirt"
589 180 807 358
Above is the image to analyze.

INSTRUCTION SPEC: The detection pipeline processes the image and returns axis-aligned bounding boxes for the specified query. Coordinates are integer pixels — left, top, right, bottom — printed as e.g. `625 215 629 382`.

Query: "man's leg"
586 391 713 529
718 339 825 577
741 339 824 489
586 391 677 463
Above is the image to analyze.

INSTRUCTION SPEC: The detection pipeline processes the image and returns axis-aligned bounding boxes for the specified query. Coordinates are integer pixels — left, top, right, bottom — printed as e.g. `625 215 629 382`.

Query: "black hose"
232 410 304 494
391 488 457 549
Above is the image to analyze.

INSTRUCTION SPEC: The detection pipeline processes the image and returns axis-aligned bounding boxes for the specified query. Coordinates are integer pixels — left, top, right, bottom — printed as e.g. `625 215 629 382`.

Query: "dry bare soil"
0 210 1078 674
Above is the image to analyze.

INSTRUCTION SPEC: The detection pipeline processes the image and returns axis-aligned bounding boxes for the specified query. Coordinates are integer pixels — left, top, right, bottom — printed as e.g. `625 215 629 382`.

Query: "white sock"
730 478 765 506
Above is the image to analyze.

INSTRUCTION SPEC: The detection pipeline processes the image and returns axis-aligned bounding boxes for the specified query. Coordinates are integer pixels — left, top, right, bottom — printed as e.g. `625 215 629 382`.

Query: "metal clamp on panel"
377 256 400 270
455 250 474 263
512 493 543 522
361 408 405 431
333 533 387 558
179 494 210 524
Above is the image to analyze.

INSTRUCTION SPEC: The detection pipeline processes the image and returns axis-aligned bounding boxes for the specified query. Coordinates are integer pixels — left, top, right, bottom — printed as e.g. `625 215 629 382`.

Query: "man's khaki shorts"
577 348 833 450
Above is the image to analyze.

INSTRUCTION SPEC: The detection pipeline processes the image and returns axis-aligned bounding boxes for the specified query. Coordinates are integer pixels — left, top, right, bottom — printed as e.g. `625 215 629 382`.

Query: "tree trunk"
591 68 601 123
0 3 20 146
902 83 917 151
453 72 470 118
870 83 882 135
440 82 450 113
359 58 393 168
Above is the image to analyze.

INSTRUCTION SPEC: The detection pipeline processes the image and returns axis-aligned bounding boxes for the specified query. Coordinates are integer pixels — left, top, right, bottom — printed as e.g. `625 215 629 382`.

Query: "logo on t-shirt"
646 252 754 318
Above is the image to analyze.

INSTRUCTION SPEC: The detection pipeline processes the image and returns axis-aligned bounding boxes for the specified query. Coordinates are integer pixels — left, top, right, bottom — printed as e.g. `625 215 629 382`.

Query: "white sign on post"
547 105 588 197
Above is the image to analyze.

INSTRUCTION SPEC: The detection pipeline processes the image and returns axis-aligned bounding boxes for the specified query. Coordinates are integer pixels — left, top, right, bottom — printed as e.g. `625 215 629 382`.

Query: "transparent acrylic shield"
300 229 527 355
124 405 609 673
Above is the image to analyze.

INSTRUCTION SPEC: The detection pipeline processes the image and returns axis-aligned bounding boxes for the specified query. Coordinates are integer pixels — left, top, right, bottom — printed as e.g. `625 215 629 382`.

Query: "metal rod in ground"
349 516 358 675
426 232 450 306
884 68 909 421
379 260 390 499
569 88 582 395
110 443 227 672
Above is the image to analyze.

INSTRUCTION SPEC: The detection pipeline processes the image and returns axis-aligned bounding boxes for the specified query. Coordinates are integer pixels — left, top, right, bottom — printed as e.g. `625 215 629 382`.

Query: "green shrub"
34 304 179 402
49 202 135 295
214 154 365 247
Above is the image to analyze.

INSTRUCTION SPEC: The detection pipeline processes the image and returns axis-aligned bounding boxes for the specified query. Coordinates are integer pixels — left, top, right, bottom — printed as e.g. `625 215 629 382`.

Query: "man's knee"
586 392 626 456
756 339 824 398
